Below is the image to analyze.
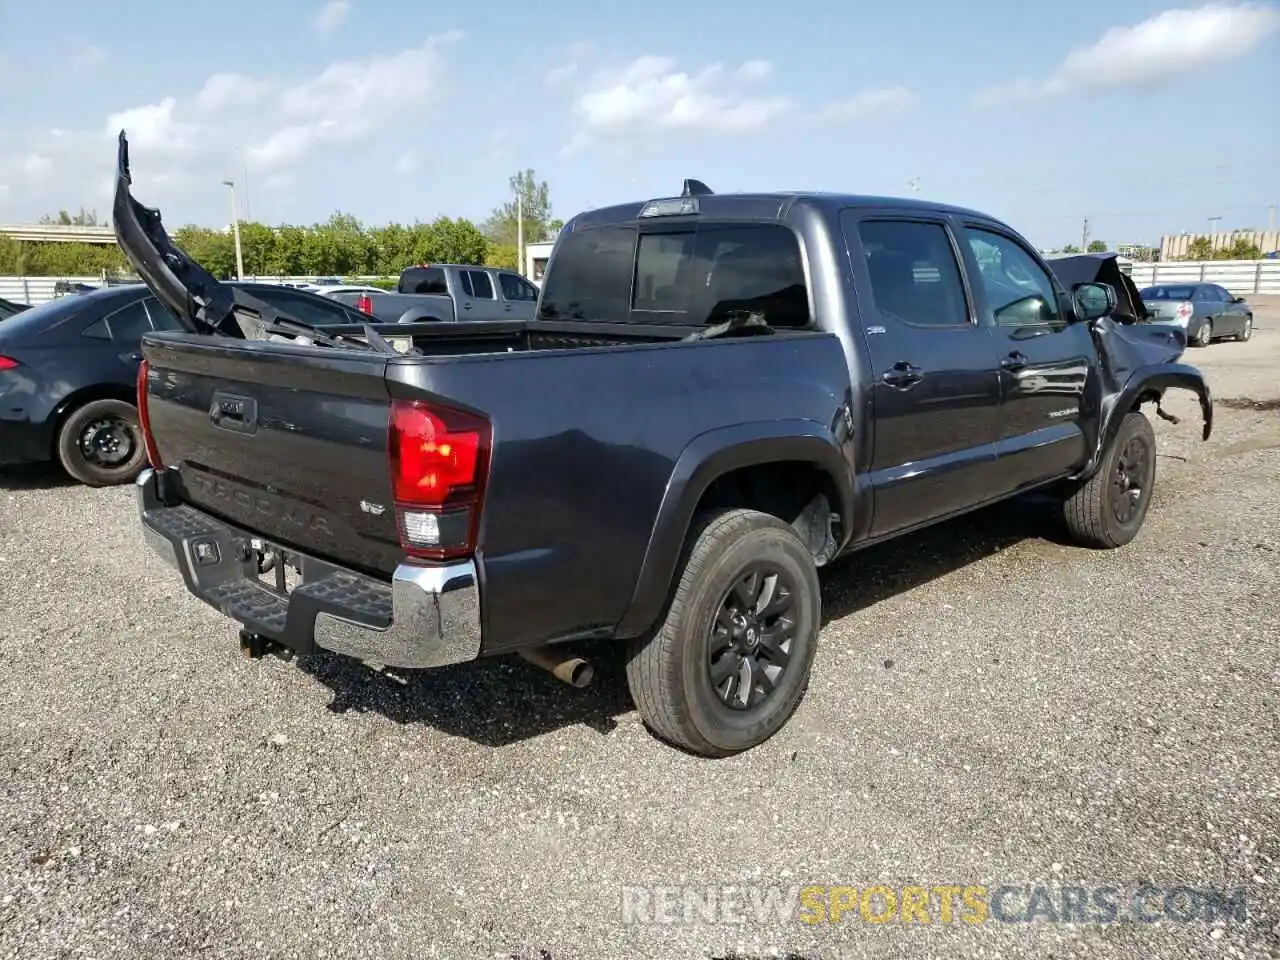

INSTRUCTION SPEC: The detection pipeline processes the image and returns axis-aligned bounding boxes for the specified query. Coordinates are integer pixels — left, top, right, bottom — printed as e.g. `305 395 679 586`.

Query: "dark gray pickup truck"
114 134 1211 757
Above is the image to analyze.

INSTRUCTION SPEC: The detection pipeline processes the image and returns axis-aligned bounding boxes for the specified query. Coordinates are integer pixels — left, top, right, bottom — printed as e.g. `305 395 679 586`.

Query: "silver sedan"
1140 283 1254 346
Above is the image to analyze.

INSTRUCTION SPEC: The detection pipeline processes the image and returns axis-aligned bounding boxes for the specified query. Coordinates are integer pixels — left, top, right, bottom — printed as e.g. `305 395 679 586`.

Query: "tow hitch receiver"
238 628 294 661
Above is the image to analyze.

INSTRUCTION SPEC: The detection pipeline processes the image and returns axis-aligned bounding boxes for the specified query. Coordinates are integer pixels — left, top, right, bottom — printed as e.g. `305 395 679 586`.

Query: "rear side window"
81 298 153 342
465 270 495 300
400 266 448 295
856 220 970 327
538 226 638 322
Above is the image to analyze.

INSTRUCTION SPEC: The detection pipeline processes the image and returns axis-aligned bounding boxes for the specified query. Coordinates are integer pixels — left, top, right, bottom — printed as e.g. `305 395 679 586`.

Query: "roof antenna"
681 179 713 197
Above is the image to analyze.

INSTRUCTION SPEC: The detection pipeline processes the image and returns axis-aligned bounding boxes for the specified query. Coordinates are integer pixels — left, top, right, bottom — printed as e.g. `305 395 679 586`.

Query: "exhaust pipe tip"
562 659 594 688
519 647 595 689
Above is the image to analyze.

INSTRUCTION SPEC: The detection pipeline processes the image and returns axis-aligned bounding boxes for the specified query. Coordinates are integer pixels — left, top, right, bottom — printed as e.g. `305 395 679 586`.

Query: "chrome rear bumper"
135 468 482 669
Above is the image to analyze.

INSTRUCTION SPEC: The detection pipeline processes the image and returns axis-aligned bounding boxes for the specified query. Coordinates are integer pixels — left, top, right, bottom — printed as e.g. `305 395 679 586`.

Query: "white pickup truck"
329 263 541 323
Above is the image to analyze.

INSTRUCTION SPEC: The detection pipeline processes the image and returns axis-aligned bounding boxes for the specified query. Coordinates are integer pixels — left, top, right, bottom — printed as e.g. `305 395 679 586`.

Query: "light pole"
222 179 245 280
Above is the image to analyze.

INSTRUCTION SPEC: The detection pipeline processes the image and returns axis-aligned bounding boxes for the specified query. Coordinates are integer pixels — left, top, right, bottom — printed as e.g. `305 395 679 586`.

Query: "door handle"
881 361 923 388
1001 351 1028 371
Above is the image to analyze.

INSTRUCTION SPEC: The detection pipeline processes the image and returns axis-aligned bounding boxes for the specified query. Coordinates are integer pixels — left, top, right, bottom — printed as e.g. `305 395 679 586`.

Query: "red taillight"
135 359 164 468
388 399 491 560
355 294 374 315
0 356 19 371
1175 301 1193 320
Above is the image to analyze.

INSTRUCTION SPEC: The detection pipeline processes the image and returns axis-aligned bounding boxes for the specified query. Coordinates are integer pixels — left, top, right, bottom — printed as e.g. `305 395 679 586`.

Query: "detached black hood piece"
112 131 391 352
1047 253 1149 323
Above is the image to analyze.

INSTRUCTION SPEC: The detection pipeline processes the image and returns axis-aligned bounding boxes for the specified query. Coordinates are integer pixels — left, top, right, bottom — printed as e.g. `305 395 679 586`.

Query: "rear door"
456 269 501 320
840 211 1005 536
81 295 158 383
956 223 1097 491
496 271 540 319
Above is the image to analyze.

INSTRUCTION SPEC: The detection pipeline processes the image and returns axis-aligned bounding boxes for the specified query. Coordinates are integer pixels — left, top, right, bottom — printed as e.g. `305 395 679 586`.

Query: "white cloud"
313 0 351 35
72 45 106 69
736 60 773 82
395 150 419 174
545 62 578 86
564 55 792 154
0 33 462 222
819 86 918 122
974 2 1280 104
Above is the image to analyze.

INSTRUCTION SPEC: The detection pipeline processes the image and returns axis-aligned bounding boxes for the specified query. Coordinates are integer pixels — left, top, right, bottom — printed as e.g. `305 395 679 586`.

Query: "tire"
55 398 147 487
1193 318 1212 347
1237 316 1253 342
625 508 821 757
1062 411 1157 549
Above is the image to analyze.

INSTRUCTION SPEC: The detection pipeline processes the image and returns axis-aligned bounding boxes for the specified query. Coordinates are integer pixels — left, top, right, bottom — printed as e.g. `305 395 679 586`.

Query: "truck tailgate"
143 335 403 575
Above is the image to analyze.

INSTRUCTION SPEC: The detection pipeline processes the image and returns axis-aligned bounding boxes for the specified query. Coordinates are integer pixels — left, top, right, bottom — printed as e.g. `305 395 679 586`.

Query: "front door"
842 212 1005 537
957 224 1097 492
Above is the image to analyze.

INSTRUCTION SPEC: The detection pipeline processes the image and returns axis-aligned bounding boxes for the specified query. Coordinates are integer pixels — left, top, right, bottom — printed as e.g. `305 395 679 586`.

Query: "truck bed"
140 323 845 652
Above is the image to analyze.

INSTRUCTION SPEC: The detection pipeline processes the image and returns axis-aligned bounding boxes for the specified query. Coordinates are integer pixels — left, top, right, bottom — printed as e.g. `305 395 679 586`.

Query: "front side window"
499 273 537 301
962 227 1064 327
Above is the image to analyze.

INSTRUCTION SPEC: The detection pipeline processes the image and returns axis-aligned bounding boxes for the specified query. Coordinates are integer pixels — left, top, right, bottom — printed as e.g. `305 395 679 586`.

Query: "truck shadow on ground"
295 493 1071 749
0 464 77 490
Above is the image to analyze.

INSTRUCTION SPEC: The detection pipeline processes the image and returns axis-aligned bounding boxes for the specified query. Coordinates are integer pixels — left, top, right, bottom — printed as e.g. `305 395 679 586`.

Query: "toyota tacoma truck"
113 133 1211 758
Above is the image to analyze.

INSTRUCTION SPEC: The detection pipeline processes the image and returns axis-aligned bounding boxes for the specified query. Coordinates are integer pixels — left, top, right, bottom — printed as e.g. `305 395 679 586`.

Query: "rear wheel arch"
614 423 854 639
49 382 137 455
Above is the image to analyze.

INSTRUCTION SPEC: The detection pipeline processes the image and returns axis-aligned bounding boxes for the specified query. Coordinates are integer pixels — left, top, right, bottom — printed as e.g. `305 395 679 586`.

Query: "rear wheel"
1061 411 1157 549
625 508 821 757
55 398 147 487
1193 319 1213 347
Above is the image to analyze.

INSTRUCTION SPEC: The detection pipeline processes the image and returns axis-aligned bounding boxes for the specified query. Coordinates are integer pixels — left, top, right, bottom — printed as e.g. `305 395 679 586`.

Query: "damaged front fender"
1075 317 1213 480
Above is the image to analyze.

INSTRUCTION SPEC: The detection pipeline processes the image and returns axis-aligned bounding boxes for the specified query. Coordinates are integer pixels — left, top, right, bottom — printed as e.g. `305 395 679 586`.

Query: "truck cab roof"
567 191 996 232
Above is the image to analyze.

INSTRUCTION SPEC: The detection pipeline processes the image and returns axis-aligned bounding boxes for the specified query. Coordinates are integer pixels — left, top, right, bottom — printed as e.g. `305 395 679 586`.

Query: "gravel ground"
2 309 1278 960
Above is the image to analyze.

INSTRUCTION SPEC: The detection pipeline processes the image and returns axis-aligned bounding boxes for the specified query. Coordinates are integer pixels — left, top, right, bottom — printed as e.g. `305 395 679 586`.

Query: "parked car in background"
0 296 30 321
1139 284 1253 346
0 281 371 486
310 283 387 301
329 263 540 323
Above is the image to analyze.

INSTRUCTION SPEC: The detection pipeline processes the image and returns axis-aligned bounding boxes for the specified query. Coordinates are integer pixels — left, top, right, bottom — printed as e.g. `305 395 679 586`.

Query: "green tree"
1186 236 1214 260
1087 240 1107 253
1220 237 1262 260
39 208 100 226
1060 244 1081 254
483 169 553 246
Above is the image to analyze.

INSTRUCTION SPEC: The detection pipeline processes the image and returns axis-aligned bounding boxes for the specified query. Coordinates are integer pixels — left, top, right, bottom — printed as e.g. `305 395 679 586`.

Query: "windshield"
1141 286 1196 300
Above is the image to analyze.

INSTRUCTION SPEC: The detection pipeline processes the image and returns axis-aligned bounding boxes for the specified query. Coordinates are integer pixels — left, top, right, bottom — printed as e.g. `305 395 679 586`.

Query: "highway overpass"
0 223 118 244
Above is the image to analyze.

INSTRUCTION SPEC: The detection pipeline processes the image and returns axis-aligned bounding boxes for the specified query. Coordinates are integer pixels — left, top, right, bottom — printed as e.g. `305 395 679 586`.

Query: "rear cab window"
399 266 448 295
538 220 811 329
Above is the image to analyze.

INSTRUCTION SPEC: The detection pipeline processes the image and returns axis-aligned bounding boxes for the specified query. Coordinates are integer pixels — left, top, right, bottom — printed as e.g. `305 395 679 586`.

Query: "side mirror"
1231 295 1246 304
1073 282 1116 321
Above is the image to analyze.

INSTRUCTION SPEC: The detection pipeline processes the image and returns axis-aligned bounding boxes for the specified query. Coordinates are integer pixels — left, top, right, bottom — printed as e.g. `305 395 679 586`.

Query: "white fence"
1126 260 1280 295
4 260 1280 308
0 275 384 307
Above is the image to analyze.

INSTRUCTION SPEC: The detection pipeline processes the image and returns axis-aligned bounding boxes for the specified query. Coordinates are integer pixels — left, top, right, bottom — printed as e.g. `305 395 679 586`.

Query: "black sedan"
0 281 370 486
